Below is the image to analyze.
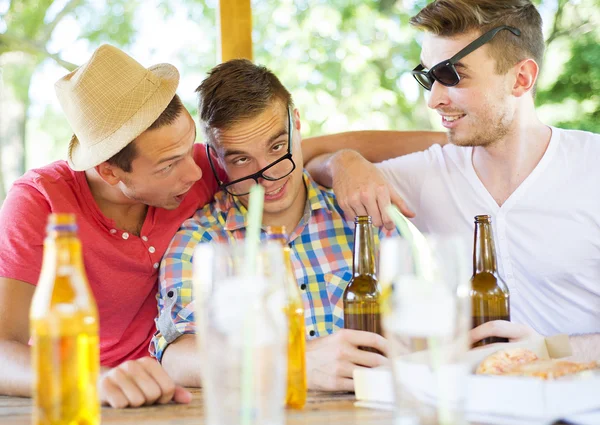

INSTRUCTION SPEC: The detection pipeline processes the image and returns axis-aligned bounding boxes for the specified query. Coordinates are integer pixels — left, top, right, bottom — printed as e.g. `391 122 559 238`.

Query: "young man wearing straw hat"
306 0 600 359
151 59 399 392
0 44 212 407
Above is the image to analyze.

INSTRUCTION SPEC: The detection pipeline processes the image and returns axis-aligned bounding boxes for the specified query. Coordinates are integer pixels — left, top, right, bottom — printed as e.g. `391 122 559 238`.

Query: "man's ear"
293 108 301 133
95 162 122 186
512 58 539 98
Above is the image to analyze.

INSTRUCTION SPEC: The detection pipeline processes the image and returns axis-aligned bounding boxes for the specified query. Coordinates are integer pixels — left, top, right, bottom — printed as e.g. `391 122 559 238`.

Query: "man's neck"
472 114 552 207
85 170 148 235
261 182 308 236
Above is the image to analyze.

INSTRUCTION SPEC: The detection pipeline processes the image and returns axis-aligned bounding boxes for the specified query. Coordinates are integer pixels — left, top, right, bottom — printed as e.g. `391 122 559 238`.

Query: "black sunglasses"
412 25 521 91
206 106 296 197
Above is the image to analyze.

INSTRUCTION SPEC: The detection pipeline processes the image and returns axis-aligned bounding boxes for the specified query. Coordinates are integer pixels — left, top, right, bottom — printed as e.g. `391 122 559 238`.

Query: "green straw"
241 184 265 425
385 205 433 281
384 205 451 425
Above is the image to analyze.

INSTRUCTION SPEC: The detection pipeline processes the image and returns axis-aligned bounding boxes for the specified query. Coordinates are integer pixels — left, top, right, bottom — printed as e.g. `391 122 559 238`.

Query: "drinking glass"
379 235 471 425
193 241 288 425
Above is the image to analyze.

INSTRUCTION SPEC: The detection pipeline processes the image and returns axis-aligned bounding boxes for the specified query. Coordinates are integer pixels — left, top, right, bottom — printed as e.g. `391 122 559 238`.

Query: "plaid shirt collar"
218 171 333 233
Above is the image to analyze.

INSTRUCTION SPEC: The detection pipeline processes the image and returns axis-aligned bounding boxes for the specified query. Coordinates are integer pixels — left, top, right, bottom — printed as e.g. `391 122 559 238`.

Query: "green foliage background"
0 0 599 199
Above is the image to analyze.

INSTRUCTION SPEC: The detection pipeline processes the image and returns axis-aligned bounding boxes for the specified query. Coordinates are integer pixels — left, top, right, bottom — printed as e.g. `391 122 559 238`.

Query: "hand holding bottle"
470 321 540 348
305 329 389 392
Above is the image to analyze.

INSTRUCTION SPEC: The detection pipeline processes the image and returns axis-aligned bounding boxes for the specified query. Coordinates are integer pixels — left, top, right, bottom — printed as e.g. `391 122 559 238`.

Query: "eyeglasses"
411 25 521 91
206 106 296 197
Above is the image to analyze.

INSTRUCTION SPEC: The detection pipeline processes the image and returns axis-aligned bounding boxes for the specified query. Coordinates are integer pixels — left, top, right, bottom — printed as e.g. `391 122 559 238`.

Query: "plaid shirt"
150 172 393 362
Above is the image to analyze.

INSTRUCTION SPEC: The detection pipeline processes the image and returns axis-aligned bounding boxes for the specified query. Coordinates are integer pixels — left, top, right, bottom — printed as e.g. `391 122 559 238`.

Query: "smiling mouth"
442 114 466 123
266 185 284 196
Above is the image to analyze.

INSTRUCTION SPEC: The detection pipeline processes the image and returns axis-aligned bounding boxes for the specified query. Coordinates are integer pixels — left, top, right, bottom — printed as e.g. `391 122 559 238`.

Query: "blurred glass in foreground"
193 242 288 425
380 235 471 425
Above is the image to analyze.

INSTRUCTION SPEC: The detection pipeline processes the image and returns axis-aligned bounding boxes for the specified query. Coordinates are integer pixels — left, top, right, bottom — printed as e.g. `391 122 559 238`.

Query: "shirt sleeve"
376 145 440 215
0 181 51 285
150 213 213 362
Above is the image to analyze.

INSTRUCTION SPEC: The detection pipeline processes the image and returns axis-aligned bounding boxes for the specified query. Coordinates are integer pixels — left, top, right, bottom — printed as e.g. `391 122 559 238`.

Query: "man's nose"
427 81 451 110
184 156 203 183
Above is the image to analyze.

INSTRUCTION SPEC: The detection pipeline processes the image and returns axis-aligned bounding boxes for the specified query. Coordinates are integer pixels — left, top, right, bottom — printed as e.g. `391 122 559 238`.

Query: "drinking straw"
384 205 452 425
384 205 433 281
241 184 265 425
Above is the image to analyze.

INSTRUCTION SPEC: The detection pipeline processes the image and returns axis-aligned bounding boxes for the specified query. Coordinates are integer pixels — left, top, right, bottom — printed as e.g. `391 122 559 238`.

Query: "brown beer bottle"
343 216 383 353
471 215 510 347
265 226 307 409
30 213 100 425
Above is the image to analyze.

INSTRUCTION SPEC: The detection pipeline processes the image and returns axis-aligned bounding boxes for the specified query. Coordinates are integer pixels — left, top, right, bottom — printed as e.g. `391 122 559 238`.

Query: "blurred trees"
0 0 140 196
0 0 598 202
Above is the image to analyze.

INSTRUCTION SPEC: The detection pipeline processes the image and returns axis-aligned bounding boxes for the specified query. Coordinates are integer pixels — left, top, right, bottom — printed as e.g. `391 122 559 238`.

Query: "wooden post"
218 0 253 62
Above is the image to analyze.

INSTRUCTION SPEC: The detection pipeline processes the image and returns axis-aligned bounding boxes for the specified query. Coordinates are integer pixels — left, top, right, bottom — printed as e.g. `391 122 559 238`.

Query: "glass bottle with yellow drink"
265 226 307 409
30 213 100 425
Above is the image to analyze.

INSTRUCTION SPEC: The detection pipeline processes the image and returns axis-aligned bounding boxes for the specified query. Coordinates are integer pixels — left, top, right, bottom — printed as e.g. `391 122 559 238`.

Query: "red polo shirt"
0 144 218 367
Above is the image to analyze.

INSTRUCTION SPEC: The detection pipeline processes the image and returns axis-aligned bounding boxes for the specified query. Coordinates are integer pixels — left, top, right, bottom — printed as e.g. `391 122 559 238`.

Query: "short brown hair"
410 0 545 76
195 59 293 144
105 94 184 172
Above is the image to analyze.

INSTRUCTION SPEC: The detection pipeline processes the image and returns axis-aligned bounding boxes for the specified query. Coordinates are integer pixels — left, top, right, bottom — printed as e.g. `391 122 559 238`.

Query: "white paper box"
354 335 600 421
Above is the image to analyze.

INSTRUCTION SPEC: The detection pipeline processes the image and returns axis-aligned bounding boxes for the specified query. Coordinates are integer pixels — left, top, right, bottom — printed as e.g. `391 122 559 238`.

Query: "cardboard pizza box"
354 335 600 421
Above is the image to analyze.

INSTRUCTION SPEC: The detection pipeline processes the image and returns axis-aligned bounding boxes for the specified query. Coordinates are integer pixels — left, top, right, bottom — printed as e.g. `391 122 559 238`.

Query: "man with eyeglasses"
307 0 600 359
150 59 395 392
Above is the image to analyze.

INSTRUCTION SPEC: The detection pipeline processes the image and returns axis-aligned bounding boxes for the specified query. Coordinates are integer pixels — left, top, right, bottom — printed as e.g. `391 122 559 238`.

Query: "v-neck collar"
464 126 559 214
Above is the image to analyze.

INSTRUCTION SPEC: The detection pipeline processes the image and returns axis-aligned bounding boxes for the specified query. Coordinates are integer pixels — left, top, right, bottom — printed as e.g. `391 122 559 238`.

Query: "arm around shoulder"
302 130 446 164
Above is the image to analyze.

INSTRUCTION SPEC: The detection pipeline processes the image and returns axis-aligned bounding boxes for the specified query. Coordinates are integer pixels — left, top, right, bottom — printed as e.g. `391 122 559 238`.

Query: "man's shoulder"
9 160 79 203
15 160 75 187
305 174 346 216
552 127 600 169
378 142 470 177
178 191 233 241
554 127 600 146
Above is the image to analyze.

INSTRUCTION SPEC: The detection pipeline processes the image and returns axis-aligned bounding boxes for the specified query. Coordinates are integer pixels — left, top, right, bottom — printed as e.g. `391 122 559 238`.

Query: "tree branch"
0 34 78 70
42 0 85 42
546 0 568 46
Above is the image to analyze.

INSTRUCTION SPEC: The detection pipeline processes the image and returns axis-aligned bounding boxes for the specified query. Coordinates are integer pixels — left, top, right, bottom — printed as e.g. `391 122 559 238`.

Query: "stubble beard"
447 109 512 149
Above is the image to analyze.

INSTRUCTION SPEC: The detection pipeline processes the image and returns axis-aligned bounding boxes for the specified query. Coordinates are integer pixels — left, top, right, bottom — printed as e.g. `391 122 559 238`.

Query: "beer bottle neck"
353 221 376 278
473 221 497 274
43 232 84 270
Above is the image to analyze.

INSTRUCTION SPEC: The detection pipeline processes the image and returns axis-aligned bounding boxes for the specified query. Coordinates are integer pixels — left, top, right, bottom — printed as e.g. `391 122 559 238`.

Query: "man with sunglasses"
307 0 600 359
151 59 395 392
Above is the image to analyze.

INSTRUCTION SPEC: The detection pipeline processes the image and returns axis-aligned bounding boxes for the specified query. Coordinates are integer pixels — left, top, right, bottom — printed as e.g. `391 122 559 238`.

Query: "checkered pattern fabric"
150 172 394 361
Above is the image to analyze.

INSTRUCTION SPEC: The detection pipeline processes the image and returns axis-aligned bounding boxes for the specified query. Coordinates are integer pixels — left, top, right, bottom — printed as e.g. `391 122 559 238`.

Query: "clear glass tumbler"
380 235 471 425
193 241 288 425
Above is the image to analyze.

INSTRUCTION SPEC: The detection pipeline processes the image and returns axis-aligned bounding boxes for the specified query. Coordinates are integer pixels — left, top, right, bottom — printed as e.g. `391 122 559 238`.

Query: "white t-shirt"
377 127 600 337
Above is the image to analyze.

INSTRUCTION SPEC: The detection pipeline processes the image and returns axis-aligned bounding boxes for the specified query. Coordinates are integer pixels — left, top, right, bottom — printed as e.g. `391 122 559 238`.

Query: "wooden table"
0 389 396 424
3 390 574 425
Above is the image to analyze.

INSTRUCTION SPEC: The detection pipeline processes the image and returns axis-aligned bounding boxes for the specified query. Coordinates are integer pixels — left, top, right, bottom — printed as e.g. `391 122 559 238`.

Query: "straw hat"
55 44 180 171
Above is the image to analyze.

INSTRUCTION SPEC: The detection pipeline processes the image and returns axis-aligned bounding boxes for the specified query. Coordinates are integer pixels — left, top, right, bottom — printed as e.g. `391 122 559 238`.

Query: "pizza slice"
476 348 539 375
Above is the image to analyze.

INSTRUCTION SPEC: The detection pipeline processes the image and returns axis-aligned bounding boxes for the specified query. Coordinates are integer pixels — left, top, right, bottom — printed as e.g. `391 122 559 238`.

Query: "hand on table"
306 329 389 392
99 357 192 408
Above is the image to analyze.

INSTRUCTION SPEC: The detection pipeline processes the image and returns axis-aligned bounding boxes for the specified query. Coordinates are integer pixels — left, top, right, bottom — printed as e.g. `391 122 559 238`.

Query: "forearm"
160 334 202 387
305 150 364 189
0 340 32 397
302 130 446 164
569 334 600 362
